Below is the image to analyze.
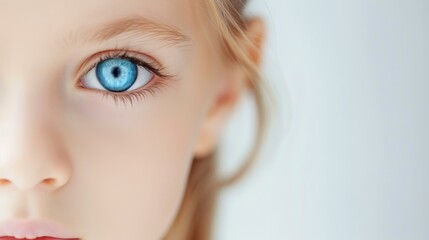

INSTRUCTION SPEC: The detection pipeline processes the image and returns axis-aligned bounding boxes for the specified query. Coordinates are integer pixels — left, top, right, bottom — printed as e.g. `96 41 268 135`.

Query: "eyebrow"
60 15 193 49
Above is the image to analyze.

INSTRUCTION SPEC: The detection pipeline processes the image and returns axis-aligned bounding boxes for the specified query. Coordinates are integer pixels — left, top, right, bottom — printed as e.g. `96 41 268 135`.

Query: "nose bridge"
0 85 72 192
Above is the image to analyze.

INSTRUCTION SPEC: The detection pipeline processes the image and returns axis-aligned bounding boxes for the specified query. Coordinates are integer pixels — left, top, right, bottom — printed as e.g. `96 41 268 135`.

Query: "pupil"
111 67 121 78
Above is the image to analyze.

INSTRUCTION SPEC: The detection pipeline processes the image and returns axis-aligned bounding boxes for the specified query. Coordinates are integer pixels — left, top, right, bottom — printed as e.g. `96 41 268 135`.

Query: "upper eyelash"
77 49 175 107
89 49 172 79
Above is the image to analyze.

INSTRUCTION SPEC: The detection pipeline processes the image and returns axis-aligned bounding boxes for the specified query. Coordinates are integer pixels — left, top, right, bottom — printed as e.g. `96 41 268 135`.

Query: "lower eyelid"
77 70 162 96
94 78 170 107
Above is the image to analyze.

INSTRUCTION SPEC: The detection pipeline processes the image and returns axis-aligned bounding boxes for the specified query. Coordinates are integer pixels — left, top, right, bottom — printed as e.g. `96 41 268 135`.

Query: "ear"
193 17 266 159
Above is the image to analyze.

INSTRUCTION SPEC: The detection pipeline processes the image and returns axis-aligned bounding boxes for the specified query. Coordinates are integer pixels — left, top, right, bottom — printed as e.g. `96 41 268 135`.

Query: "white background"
214 0 429 239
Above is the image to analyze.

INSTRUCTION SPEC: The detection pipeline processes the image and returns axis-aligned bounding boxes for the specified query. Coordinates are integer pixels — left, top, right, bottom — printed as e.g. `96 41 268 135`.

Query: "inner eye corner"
74 78 86 90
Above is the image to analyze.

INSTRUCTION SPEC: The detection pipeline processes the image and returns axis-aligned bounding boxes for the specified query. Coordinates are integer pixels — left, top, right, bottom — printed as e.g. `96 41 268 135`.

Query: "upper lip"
0 219 79 239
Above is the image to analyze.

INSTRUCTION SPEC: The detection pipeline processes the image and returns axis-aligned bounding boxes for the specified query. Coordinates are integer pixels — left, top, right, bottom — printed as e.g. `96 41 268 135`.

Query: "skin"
0 1 265 239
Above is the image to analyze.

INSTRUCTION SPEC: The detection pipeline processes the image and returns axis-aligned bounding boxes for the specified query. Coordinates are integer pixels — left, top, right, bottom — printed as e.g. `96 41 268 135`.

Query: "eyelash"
78 49 174 107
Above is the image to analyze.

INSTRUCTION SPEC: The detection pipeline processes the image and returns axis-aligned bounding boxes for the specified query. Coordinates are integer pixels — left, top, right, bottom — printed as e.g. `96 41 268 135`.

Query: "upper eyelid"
74 49 163 82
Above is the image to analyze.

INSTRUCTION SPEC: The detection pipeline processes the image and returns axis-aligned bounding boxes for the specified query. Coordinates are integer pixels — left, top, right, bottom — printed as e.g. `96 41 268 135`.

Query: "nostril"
0 178 58 189
43 178 56 185
0 179 11 186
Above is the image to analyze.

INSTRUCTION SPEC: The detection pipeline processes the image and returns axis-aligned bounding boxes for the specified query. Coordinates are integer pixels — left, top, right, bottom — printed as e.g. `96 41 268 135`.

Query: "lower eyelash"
97 79 170 108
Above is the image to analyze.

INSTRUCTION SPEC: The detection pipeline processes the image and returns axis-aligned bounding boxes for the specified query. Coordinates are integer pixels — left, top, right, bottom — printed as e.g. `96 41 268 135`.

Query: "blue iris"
96 58 138 92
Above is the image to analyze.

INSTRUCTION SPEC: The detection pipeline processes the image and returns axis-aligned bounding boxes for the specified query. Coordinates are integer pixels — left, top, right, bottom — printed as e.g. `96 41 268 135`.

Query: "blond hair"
164 0 274 239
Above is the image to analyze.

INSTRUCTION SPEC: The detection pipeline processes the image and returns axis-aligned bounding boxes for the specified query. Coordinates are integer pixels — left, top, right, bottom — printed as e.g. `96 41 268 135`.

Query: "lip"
0 219 80 240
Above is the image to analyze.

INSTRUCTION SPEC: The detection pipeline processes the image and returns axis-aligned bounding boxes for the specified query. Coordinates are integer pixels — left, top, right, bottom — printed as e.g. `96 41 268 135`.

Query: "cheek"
61 82 208 239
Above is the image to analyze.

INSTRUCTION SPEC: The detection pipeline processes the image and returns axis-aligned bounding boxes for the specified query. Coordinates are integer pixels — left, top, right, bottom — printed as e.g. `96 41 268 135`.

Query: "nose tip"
0 129 73 192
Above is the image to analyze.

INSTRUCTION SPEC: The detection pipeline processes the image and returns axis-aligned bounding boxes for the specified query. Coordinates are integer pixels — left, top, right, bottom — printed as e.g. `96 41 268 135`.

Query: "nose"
0 91 72 192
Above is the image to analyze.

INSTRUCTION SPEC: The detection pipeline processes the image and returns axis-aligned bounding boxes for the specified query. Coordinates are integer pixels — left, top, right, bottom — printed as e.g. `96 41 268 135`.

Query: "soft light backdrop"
214 0 429 239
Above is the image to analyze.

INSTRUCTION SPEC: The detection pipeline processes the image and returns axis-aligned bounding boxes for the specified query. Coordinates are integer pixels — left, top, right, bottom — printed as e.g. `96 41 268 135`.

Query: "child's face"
0 1 234 239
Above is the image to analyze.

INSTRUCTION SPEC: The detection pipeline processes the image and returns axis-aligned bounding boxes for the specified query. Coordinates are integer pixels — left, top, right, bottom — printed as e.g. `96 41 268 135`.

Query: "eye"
77 49 175 107
81 57 154 93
